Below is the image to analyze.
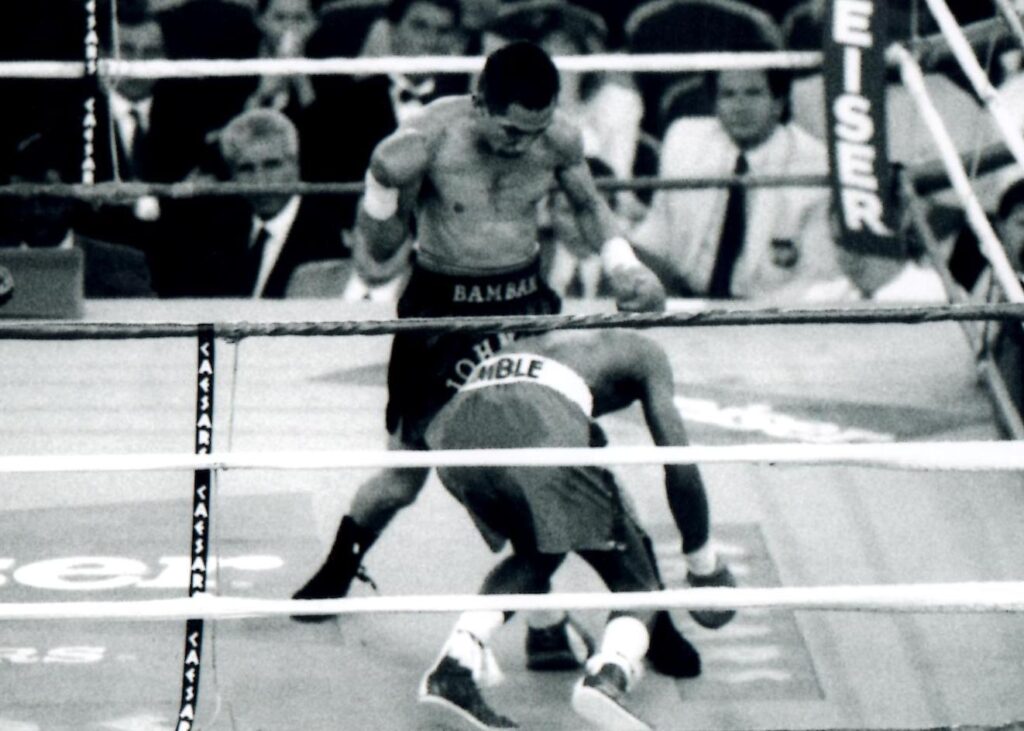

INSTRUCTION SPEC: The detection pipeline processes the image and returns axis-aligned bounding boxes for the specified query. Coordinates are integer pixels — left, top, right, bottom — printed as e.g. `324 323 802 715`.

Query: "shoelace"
354 564 378 592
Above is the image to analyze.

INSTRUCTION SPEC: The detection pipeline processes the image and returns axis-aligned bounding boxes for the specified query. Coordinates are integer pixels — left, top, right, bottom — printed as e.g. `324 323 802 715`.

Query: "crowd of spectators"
0 0 1020 306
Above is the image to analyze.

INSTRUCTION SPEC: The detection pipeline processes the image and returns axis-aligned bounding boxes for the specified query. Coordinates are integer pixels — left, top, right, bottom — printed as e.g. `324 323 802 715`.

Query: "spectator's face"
258 0 315 56
999 203 1024 271
476 100 555 157
114 20 166 102
228 134 299 219
714 70 782 150
392 2 460 56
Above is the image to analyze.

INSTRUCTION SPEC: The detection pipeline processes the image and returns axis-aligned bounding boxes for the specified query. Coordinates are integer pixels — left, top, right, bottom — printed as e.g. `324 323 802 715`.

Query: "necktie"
707 153 748 298
128 105 147 178
247 224 270 295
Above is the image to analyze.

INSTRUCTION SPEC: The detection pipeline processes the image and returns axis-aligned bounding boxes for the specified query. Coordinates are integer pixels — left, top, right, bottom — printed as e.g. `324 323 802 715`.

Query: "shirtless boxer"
419 329 720 730
293 43 685 650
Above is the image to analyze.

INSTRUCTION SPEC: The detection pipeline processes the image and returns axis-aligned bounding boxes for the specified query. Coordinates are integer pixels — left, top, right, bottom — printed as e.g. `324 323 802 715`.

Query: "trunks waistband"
413 257 543 306
460 353 593 416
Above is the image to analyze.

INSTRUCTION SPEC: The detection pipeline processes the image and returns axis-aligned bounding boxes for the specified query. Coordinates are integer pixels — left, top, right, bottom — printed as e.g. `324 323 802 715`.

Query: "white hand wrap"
600 236 641 273
362 170 400 221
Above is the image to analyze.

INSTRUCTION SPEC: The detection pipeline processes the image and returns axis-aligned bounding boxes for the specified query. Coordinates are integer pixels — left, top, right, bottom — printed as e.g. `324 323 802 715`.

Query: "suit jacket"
160 196 349 298
74 89 203 253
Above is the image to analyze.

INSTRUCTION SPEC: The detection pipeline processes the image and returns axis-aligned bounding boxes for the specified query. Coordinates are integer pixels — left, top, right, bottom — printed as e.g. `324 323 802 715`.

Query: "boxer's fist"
608 265 666 312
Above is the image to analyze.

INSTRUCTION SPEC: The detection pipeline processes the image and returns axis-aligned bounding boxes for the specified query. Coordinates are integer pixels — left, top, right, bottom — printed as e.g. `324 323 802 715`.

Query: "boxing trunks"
386 255 561 447
425 352 640 555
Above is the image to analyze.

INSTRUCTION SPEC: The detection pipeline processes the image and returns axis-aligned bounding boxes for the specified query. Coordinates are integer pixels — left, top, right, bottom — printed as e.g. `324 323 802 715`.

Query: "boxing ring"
1 298 1023 731
3 1 1024 729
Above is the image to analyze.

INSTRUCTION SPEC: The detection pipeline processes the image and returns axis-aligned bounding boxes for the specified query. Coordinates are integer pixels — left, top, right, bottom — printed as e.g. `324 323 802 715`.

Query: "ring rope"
0 15 1005 81
0 51 821 80
896 47 1024 305
0 141 1009 201
1 582 1022 621
2 440 1023 474
0 173 832 200
993 0 1024 50
0 303 1021 341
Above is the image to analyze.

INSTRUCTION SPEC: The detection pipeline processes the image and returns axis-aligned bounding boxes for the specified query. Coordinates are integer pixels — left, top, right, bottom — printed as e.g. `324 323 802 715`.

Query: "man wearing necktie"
173 108 347 297
631 68 840 300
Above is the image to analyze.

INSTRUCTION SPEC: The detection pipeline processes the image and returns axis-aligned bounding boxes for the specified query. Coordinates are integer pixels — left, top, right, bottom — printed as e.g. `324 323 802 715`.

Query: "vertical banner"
824 0 900 256
177 325 215 731
82 0 100 184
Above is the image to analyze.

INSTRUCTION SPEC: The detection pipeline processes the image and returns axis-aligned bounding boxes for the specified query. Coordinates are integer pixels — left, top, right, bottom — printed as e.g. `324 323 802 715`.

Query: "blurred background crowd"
0 0 1021 307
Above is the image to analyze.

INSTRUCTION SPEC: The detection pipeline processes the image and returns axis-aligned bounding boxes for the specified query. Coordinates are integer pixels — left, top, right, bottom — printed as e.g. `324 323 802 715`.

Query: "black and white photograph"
2 0 1023 729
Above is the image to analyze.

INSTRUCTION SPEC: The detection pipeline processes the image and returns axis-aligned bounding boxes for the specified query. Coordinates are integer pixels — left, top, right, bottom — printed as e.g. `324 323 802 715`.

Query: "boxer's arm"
356 129 430 261
556 156 666 312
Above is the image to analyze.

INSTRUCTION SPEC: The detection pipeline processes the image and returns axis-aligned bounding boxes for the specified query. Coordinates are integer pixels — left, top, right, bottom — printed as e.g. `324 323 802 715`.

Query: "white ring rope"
1 441 1023 474
895 46 1024 305
0 51 821 80
1 582 1022 621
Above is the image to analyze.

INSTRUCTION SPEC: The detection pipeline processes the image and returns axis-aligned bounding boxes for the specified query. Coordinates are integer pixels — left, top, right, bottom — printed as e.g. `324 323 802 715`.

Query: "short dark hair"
387 0 461 26
998 178 1024 221
478 41 560 113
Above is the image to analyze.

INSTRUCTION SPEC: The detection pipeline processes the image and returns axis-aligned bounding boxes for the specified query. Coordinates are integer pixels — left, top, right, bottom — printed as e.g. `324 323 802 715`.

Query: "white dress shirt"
631 117 840 300
109 91 153 162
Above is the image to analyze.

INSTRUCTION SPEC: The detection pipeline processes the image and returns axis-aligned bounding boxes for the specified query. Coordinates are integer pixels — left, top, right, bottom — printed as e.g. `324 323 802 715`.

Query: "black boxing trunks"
385 255 562 447
425 353 639 554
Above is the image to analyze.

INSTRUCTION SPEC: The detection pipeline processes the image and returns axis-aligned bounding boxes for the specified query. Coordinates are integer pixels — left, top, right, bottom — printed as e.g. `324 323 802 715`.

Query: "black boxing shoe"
291 516 378 623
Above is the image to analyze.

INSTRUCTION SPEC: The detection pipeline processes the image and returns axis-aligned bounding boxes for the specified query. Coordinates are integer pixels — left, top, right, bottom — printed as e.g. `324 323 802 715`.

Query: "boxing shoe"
291 515 378 622
645 610 701 678
686 557 737 629
419 656 518 730
571 662 652 731
525 615 595 671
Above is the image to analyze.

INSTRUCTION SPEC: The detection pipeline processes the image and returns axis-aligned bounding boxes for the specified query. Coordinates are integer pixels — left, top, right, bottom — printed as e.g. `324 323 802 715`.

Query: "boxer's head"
474 41 559 157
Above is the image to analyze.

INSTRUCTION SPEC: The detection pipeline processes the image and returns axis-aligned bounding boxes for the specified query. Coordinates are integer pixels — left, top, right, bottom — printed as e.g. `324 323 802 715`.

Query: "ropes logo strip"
176 325 214 731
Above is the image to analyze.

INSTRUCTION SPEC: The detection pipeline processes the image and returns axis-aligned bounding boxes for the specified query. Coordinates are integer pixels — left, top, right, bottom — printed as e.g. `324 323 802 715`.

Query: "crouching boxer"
419 328 725 730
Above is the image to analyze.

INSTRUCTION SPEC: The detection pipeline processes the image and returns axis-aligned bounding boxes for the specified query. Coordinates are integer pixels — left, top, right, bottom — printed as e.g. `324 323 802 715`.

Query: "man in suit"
172 108 348 298
301 0 467 230
77 4 199 251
